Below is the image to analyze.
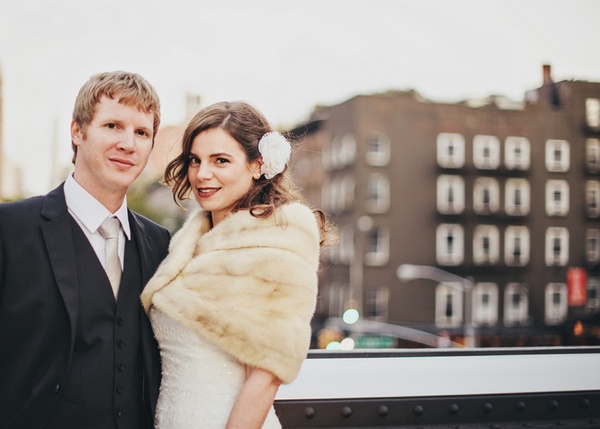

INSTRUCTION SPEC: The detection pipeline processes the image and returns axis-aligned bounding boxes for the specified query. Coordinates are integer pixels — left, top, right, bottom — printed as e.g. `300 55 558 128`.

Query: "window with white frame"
473 135 501 170
341 133 357 167
436 224 464 266
329 175 355 214
545 283 567 325
504 283 529 326
545 139 570 172
587 98 600 131
545 180 570 217
505 226 530 266
473 283 498 326
505 136 531 170
437 133 465 168
473 225 500 265
365 287 390 319
586 181 600 217
587 279 600 311
435 283 463 328
505 178 530 216
365 173 390 213
586 229 600 265
473 177 500 214
545 227 569 267
364 227 389 266
338 225 354 265
437 175 465 214
365 133 390 166
322 139 333 172
586 138 600 173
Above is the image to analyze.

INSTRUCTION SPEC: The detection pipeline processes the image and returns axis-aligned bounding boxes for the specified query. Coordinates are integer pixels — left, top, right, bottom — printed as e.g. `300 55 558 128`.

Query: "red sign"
567 267 587 307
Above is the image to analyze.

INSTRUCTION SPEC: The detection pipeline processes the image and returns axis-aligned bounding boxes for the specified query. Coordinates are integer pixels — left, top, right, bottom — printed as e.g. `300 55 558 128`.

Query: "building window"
365 132 390 166
338 225 354 265
473 135 500 170
505 226 530 266
364 227 389 266
329 174 355 214
545 227 569 267
586 181 600 217
365 173 390 213
437 175 465 214
327 133 357 170
586 229 600 265
505 178 530 216
545 139 570 172
504 283 529 326
473 177 500 214
588 279 600 311
435 283 463 328
365 287 390 319
505 136 531 170
473 283 498 326
437 133 465 168
545 180 569 217
587 98 600 131
586 138 600 174
436 224 464 266
545 283 567 325
473 225 500 265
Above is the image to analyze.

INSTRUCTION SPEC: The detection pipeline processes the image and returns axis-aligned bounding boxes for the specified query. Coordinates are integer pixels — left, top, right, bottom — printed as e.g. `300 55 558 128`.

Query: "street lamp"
397 264 477 347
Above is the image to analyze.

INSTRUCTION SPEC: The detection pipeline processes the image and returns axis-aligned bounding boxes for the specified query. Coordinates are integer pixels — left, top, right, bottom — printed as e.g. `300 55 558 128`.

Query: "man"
0 71 170 428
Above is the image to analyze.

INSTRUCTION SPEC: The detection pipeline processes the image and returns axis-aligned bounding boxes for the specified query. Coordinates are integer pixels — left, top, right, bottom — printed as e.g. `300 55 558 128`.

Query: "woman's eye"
216 158 229 164
189 157 200 166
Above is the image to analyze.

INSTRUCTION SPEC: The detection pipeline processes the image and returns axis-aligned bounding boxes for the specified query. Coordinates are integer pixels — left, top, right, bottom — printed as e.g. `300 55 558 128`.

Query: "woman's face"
187 127 262 226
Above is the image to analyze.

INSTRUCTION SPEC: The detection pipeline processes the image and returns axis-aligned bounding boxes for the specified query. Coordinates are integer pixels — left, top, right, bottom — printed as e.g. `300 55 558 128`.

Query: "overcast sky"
1 0 600 195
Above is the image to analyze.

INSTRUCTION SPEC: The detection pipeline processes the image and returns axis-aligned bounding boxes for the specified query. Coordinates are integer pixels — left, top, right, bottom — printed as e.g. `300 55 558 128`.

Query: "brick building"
290 65 600 347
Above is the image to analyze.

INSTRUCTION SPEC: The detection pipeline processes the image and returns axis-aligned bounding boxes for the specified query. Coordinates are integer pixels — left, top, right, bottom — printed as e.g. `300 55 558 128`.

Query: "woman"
141 101 334 428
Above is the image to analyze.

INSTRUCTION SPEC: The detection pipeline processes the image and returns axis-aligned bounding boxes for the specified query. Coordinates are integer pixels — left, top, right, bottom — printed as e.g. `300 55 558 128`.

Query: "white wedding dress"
150 308 282 429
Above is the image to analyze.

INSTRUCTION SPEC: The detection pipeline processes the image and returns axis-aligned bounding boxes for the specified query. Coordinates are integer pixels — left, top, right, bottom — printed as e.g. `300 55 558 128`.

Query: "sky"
1 0 600 195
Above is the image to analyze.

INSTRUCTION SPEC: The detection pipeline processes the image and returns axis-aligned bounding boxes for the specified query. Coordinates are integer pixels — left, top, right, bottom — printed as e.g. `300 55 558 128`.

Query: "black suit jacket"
0 184 170 428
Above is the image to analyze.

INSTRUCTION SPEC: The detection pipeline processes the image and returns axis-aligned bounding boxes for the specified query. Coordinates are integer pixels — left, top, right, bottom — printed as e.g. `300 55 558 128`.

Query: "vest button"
117 340 125 348
117 317 125 326
117 363 126 372
115 409 123 418
54 384 61 393
116 385 124 394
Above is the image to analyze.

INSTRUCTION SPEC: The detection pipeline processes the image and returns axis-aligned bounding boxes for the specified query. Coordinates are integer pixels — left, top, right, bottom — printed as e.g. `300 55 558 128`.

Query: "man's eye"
106 123 116 129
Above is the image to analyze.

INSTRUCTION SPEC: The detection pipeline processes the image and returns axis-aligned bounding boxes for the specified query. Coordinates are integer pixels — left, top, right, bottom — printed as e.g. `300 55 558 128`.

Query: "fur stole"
141 203 320 384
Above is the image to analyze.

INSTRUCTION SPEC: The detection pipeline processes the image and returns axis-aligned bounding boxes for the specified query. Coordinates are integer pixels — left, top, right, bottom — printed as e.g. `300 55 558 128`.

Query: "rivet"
341 406 353 418
303 407 315 419
377 405 389 417
516 401 526 412
413 405 424 416
549 400 559 410
581 398 590 409
449 403 459 414
483 402 493 413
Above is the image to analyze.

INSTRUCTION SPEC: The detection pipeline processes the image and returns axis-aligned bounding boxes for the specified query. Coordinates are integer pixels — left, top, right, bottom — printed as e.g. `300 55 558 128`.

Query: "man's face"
71 95 154 202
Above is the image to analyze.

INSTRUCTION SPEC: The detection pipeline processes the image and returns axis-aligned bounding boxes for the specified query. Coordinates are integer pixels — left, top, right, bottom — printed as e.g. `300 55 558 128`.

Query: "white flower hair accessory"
258 131 291 179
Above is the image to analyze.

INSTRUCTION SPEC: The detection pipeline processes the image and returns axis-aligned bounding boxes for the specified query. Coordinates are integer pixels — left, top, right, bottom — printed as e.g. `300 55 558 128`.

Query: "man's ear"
71 120 84 147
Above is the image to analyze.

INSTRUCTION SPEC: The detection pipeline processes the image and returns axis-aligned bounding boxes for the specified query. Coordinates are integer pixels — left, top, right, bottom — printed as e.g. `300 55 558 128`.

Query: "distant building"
290 65 600 347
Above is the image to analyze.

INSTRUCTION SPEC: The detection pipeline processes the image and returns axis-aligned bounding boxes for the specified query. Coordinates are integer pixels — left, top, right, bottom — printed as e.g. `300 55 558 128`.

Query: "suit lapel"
40 184 79 346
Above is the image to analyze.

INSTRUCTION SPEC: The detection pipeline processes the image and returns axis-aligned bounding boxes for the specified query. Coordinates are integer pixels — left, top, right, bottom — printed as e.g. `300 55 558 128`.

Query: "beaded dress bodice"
149 308 281 429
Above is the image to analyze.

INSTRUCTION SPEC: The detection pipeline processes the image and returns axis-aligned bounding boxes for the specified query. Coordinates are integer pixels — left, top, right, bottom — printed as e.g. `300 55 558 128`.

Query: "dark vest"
46 219 145 429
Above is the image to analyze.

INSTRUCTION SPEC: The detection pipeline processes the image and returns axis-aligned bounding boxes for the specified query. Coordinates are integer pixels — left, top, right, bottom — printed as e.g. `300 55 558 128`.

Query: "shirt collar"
64 174 131 239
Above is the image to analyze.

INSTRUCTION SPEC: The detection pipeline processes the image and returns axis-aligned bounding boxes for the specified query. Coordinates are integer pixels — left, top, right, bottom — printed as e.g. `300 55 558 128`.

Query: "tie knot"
99 217 121 240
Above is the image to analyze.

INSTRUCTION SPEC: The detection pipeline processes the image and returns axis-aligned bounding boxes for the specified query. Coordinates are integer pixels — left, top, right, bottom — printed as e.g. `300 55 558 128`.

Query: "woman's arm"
225 366 282 429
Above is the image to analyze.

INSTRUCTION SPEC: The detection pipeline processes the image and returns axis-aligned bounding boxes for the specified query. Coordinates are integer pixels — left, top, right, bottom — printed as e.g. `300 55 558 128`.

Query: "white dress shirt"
64 174 131 270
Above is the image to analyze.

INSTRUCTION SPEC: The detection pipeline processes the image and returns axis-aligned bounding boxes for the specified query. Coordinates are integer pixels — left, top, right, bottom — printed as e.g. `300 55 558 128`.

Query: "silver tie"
99 217 122 298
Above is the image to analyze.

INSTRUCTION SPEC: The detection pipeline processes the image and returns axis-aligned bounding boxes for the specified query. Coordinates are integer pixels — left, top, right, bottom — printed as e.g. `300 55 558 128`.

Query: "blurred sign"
354 335 396 349
567 267 587 307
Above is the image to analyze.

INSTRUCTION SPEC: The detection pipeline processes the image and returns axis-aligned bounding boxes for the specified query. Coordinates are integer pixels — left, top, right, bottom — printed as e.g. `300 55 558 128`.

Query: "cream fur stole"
141 203 320 384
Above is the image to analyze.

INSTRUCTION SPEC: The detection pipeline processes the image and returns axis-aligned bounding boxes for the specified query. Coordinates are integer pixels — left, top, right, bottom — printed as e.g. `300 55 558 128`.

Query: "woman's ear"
251 159 264 179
